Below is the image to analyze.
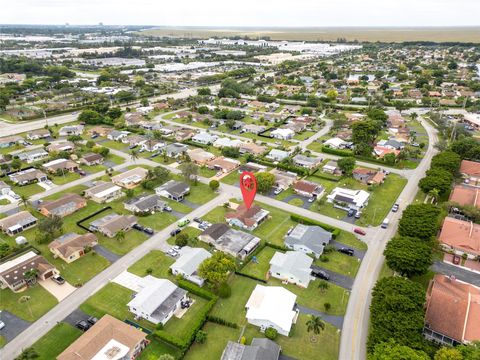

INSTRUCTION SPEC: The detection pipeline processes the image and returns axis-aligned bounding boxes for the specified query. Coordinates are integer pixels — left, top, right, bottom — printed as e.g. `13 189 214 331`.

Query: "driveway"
282 194 313 210
63 308 91 327
0 311 31 342
38 278 76 302
170 210 185 219
295 304 344 329
311 265 354 290
330 240 366 260
93 245 121 263
432 261 480 287
112 271 144 292
103 160 117 168
182 199 200 209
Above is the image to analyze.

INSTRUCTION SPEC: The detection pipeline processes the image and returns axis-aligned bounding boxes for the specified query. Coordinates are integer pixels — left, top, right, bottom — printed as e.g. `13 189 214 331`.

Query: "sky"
0 0 479 27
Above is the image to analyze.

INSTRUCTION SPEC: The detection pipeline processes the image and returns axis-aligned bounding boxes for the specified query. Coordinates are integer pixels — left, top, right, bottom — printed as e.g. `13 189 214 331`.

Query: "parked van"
381 218 389 229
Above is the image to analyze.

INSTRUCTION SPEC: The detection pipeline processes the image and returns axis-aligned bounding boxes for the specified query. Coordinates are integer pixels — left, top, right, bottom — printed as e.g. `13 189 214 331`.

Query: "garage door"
43 271 54 279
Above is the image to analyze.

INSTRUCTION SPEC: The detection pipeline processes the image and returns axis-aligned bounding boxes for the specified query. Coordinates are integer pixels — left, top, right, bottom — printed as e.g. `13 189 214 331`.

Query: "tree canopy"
398 204 441 240
370 340 430 360
198 252 236 288
255 172 276 194
384 236 433 277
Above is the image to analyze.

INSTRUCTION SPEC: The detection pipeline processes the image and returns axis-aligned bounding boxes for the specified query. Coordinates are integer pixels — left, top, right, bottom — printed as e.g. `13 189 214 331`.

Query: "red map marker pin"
240 171 257 210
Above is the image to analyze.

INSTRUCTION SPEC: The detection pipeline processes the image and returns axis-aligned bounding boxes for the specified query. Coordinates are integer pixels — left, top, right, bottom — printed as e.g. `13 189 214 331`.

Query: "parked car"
354 228 366 236
308 197 316 203
87 316 98 325
177 218 190 227
193 217 202 223
0 320 5 330
144 227 154 235
338 247 355 256
170 228 181 237
452 255 461 265
52 274 65 285
78 170 87 176
392 203 399 212
75 320 91 331
163 206 172 212
167 249 178 257
128 145 137 150
273 188 283 195
311 268 330 280
90 134 99 139
354 211 362 219
133 223 145 231
172 246 181 252
347 209 356 217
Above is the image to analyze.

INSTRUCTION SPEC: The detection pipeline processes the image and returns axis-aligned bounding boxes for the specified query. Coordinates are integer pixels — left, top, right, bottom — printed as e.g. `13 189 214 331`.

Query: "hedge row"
290 214 340 238
265 241 288 251
177 279 216 301
254 157 311 176
235 271 267 283
206 315 239 329
182 139 210 149
321 145 403 168
309 169 341 182
321 146 354 157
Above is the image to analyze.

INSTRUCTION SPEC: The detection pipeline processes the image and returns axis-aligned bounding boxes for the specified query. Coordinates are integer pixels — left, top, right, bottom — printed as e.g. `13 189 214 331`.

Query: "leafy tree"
398 204 441 240
419 168 454 197
366 107 388 124
306 315 325 342
370 340 430 360
37 215 63 243
265 327 278 340
197 87 212 96
195 330 208 344
450 137 480 161
458 341 480 359
256 172 276 194
209 180 220 191
368 277 426 352
338 157 356 176
383 153 397 165
179 162 199 184
11 158 22 170
175 233 188 247
217 282 231 298
326 89 338 101
19 194 29 209
78 109 103 125
198 252 236 288
318 280 329 293
384 236 433 277
67 135 82 144
158 355 175 360
221 147 240 158
352 120 380 155
434 347 463 360
324 302 331 312
430 151 461 174
115 231 125 243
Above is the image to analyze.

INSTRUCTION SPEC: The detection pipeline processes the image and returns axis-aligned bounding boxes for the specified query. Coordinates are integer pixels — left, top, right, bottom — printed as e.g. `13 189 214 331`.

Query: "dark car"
338 247 355 256
354 228 366 236
170 228 181 237
144 227 154 235
133 223 145 231
193 217 202 223
347 209 356 217
128 144 137 150
75 320 91 331
78 170 87 176
90 134 99 139
87 316 98 325
311 268 330 281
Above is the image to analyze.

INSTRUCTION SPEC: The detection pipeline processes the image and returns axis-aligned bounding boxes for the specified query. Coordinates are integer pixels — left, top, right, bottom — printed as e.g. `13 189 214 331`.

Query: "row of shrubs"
206 315 239 329
177 279 216 301
254 157 312 176
234 271 267 284
321 145 405 168
290 214 341 238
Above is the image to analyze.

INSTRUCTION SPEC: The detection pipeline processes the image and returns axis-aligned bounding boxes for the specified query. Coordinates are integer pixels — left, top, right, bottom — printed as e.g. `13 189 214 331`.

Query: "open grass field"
13 183 44 198
31 322 82 360
0 284 58 321
127 250 175 279
241 246 277 279
316 251 360 277
141 26 480 43
138 335 182 360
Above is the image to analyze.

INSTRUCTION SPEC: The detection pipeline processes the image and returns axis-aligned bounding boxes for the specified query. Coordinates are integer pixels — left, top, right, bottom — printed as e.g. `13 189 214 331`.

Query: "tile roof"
438 217 480 256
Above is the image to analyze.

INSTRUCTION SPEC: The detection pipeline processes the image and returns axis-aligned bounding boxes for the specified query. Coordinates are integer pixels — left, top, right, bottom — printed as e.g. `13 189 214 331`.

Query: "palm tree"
306 315 326 342
115 231 125 243
16 347 39 360
130 149 139 163
428 188 440 204
318 280 329 293
24 269 39 286
19 194 29 209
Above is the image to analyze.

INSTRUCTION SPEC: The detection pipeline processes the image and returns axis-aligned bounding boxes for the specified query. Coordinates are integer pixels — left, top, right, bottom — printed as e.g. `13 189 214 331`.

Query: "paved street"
432 261 480 287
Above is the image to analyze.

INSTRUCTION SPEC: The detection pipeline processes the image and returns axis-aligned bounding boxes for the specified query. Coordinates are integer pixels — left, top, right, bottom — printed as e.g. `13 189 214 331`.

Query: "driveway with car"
38 278 76 301
0 311 31 342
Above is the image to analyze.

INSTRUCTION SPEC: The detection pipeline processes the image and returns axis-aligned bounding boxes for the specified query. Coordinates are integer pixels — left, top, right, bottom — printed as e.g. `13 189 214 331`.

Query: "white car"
0 320 5 330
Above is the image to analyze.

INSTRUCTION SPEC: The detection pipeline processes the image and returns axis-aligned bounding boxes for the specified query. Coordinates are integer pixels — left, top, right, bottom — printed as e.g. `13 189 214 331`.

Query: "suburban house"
352 168 386 185
122 134 147 147
111 167 148 189
0 211 37 236
239 162 268 174
48 232 98 263
207 156 240 174
124 112 145 127
323 160 339 174
327 187 370 211
169 246 212 286
292 180 325 198
165 143 188 158
187 148 216 165
107 130 130 141
238 142 267 156
127 275 188 325
324 137 348 149
285 224 332 258
0 136 22 148
17 148 49 163
124 194 166 214
58 124 84 136
438 217 480 259
243 124 266 134
292 155 322 169
199 223 261 259
46 141 75 153
27 129 50 140
80 153 104 166
221 338 281 360
271 128 295 140
192 132 218 145
9 168 48 185
156 180 190 202
89 213 137 238
271 169 297 190
266 149 290 162
87 125 112 137
213 137 243 149
459 160 480 185
245 285 298 336
175 129 196 142
269 251 313 287
39 193 87 217
0 251 58 292
449 185 480 208
424 275 480 346
57 314 149 360
42 158 79 173
373 146 400 158
84 181 124 203
225 204 270 231
141 139 165 152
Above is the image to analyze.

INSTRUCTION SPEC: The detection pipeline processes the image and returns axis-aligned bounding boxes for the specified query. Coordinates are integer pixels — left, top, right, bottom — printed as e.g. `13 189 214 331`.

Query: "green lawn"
335 231 368 251
316 251 360 277
31 322 82 360
51 171 81 185
0 284 58 321
243 313 340 360
241 246 277 280
13 183 44 198
184 182 217 204
42 185 88 201
220 171 240 185
137 211 178 231
128 250 175 279
80 282 156 330
0 335 6 348
138 335 182 360
379 261 395 280
306 141 324 153
54 252 110 286
184 322 240 360
288 198 305 207
0 198 10 205
102 140 129 150
293 131 316 141
252 203 298 247
202 206 228 224
198 166 217 178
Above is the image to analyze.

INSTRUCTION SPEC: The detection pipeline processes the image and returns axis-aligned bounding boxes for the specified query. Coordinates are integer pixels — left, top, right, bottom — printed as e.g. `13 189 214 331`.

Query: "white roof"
0 251 37 273
327 187 370 207
170 246 211 276
127 276 177 316
95 184 122 199
213 137 243 148
271 128 294 136
269 251 313 286
42 158 68 167
324 137 346 147
246 285 297 334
